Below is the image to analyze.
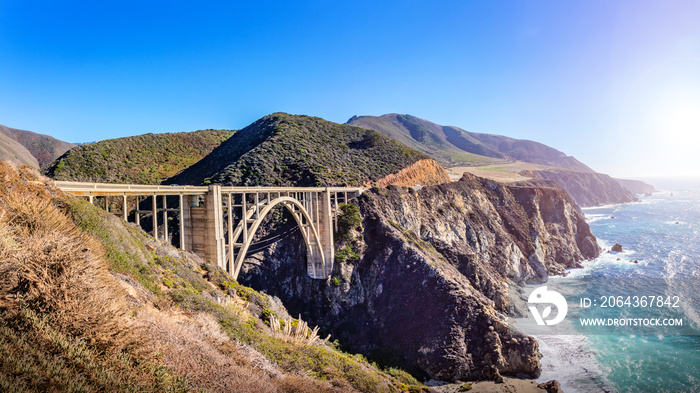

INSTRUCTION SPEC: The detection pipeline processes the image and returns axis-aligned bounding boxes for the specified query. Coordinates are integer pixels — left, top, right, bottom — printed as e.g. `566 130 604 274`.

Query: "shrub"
337 203 361 240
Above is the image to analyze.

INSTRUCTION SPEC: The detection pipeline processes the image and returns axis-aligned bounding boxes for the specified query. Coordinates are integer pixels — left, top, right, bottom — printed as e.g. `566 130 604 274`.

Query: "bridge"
55 182 364 279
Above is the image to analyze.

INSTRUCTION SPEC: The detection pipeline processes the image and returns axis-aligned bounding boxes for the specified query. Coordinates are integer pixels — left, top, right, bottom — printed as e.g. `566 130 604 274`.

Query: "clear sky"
1 1 699 178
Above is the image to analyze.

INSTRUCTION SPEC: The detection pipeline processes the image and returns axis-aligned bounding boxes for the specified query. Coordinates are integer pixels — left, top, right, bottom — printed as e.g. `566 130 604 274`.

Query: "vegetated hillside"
237 173 600 383
521 169 638 207
0 131 38 168
168 113 447 187
45 129 234 184
346 114 504 167
347 114 593 172
0 162 423 393
0 124 76 168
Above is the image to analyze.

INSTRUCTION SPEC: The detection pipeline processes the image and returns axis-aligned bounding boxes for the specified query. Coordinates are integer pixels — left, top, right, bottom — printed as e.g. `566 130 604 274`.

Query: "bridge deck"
55 181 364 280
55 181 364 196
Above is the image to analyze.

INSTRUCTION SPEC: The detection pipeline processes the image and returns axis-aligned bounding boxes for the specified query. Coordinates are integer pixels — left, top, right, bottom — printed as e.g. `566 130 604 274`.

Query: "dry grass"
0 162 399 392
269 314 328 347
136 307 344 392
0 172 133 350
0 163 186 391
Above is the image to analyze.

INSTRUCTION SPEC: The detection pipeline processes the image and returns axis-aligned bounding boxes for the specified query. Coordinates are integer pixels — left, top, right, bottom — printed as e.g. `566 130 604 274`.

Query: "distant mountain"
347 114 593 172
45 129 234 184
0 131 38 168
615 178 656 195
346 114 504 167
167 113 449 187
346 114 656 207
520 169 638 207
0 124 75 168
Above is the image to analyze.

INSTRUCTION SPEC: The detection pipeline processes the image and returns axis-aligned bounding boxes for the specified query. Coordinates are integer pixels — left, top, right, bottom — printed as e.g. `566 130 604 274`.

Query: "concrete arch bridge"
55 182 364 279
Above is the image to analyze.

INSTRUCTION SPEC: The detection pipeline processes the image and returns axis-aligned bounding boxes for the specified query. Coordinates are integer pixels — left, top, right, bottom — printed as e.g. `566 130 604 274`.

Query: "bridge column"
204 185 226 268
152 195 158 240
122 195 128 221
307 189 335 278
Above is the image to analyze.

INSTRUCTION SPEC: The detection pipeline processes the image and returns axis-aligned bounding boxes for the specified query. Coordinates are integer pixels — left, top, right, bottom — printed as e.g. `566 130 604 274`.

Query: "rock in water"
611 243 623 252
538 380 563 393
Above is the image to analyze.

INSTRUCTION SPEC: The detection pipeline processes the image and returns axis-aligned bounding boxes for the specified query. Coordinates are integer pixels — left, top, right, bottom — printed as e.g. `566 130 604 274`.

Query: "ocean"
517 178 700 393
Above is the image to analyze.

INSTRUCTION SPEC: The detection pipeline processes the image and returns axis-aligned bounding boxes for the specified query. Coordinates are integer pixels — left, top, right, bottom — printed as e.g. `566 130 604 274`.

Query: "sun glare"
661 97 700 144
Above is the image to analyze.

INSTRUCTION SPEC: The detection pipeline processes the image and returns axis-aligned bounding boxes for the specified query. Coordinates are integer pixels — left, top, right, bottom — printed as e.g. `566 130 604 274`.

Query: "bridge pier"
55 181 364 280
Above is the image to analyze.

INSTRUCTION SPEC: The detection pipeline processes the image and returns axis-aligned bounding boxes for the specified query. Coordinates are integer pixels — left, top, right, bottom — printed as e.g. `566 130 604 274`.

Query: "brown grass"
0 170 133 350
0 163 375 392
136 307 345 392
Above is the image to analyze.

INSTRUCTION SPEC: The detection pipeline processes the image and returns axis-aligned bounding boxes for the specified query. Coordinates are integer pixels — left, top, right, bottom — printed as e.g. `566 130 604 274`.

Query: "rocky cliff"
615 178 656 195
238 173 600 382
521 169 638 207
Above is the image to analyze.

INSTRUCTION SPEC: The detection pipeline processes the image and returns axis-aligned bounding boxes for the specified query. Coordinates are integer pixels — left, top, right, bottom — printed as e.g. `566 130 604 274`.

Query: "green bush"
337 203 361 240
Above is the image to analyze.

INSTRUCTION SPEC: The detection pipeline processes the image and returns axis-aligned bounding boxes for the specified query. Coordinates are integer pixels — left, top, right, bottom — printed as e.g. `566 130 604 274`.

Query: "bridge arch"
55 181 364 280
231 196 327 279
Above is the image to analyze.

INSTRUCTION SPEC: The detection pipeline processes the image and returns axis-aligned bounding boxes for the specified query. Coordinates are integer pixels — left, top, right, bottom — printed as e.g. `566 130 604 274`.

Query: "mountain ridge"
167 113 448 187
347 114 593 172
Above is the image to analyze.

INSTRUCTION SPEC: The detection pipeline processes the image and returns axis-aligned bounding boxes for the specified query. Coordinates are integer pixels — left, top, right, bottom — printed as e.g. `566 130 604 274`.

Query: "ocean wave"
535 334 614 393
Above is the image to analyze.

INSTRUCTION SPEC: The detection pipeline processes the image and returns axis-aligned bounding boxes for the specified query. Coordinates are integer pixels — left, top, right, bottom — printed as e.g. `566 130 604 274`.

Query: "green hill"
167 113 430 187
347 114 593 172
346 114 504 167
45 129 234 184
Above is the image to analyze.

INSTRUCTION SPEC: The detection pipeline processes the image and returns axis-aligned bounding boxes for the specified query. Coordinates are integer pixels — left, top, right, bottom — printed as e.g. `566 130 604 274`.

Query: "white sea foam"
585 213 612 224
534 334 614 393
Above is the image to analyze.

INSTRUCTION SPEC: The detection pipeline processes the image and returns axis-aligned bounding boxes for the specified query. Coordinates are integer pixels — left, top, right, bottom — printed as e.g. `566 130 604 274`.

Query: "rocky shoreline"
239 173 600 383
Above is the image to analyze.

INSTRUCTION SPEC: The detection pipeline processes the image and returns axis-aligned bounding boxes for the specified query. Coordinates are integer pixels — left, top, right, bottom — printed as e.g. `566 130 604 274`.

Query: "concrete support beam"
162 195 168 241
318 189 335 277
227 193 234 274
122 195 128 221
204 185 225 268
152 195 158 240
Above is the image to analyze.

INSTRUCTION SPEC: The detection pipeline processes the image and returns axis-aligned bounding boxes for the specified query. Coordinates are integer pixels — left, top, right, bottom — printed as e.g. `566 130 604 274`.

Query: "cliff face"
372 158 450 187
521 169 638 207
615 178 656 195
238 173 599 382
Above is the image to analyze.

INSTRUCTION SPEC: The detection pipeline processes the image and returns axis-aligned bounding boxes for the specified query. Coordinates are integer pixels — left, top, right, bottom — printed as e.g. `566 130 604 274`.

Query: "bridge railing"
55 181 365 279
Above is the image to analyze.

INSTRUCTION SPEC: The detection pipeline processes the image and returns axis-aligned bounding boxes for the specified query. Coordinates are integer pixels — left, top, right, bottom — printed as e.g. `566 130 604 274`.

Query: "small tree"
337 203 361 240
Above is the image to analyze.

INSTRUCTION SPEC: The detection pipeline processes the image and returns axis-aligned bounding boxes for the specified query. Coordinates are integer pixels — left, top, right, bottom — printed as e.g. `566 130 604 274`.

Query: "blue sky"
1 1 699 178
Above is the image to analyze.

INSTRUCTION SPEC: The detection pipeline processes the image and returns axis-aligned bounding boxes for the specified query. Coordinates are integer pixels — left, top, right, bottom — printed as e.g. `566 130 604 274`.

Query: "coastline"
428 377 555 393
